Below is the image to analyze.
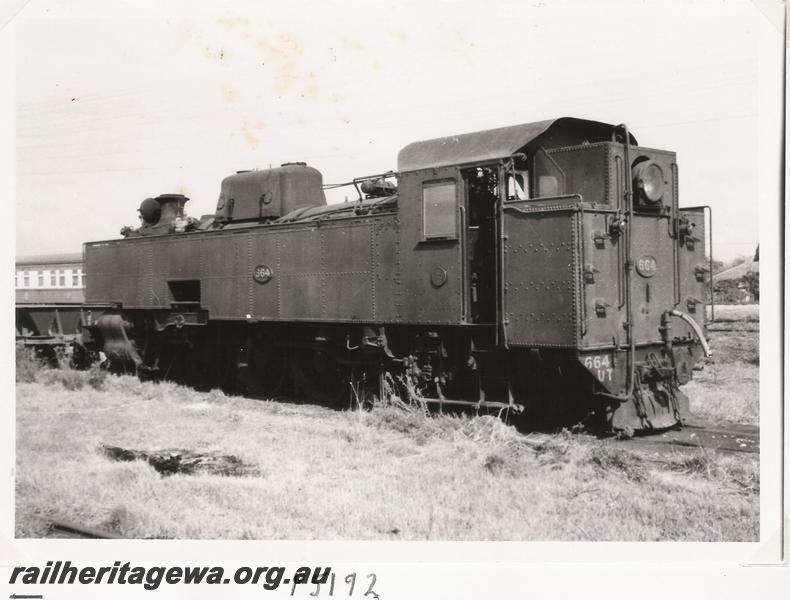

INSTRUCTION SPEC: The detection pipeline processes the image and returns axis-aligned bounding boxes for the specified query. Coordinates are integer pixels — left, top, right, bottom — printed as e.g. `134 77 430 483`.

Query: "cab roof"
397 117 638 172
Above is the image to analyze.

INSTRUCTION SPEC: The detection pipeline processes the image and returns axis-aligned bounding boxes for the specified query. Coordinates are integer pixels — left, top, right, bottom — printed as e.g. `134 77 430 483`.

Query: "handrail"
671 163 680 306
683 205 714 321
401 153 528 175
459 203 468 322
503 193 583 205
497 165 507 348
614 156 626 310
576 202 588 337
503 204 580 216
612 123 636 403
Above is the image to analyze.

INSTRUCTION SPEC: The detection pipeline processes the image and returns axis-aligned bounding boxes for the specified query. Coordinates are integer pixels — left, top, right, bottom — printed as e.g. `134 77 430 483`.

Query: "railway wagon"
15 253 97 361
80 117 711 431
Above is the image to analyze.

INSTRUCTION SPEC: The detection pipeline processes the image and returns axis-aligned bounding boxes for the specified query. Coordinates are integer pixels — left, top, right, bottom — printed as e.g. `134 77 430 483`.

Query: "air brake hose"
668 309 712 358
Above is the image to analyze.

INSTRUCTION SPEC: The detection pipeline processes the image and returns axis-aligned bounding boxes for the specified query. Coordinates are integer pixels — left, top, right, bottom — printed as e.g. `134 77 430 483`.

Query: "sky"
13 0 779 261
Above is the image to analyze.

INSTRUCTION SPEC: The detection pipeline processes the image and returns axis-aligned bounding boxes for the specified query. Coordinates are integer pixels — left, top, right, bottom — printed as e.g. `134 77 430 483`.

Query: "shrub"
483 452 508 474
15 344 41 383
87 364 108 391
101 506 138 537
586 444 647 482
368 405 435 445
37 368 86 391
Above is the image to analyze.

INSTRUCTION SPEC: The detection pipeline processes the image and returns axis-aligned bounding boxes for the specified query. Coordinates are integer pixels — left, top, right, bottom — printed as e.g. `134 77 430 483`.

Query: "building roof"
15 252 83 267
713 261 759 282
396 117 638 172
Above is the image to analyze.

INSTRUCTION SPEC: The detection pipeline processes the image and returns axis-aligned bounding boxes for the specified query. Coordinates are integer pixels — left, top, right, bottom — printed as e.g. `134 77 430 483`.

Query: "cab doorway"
463 163 530 325
463 166 498 324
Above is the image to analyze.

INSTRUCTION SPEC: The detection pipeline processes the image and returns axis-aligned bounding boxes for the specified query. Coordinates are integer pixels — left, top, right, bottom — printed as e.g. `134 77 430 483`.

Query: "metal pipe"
576 203 587 337
497 162 507 348
615 156 625 310
684 205 715 321
503 193 582 205
413 395 524 413
405 153 527 174
503 193 583 213
671 163 681 305
669 309 712 357
707 206 714 321
619 124 636 401
459 203 468 322
48 518 120 539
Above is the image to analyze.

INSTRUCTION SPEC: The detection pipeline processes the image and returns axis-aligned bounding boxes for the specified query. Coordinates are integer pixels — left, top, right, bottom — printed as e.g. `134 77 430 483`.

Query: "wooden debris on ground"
99 444 259 477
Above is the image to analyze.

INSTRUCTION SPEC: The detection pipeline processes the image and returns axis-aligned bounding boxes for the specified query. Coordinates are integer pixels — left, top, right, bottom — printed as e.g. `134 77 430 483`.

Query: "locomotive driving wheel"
239 340 289 398
291 348 350 407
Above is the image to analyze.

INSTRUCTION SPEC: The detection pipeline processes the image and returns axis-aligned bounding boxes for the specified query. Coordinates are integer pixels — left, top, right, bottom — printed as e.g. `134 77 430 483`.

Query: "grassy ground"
707 304 759 322
686 313 759 426
16 333 759 540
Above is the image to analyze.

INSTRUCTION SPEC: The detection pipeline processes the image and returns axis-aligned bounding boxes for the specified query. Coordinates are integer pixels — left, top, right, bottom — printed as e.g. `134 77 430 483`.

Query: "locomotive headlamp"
632 161 665 204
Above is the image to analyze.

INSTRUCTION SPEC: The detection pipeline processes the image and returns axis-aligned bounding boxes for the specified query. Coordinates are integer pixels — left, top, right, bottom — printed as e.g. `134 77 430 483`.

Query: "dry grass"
15 344 42 384
16 372 758 541
15 307 759 541
686 328 759 425
707 304 759 322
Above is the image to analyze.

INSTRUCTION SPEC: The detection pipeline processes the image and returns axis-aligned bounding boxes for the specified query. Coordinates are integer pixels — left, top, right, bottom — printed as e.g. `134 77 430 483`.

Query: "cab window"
506 171 529 200
533 147 565 198
422 180 457 239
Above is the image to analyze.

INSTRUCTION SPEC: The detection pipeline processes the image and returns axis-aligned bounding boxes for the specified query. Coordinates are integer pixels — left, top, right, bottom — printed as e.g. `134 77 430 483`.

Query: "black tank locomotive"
80 117 711 431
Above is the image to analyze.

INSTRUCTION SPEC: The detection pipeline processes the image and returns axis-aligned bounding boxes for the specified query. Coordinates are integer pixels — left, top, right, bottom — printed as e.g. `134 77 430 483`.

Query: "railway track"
618 418 759 456
706 324 759 333
518 419 759 457
705 315 759 332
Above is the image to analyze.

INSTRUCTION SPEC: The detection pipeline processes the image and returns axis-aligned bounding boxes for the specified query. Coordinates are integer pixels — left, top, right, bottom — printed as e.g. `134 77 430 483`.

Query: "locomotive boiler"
78 117 712 431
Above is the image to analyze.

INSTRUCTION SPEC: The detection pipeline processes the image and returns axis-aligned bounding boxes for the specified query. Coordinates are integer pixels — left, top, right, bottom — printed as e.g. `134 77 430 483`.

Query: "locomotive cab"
397 117 711 430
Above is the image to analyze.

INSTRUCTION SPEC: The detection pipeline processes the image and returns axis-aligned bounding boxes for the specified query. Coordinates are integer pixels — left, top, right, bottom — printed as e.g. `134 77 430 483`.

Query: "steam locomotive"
54 117 713 431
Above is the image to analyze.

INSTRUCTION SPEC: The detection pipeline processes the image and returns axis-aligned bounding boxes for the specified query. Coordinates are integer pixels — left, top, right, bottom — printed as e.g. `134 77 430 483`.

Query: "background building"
712 246 759 304
15 253 85 304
